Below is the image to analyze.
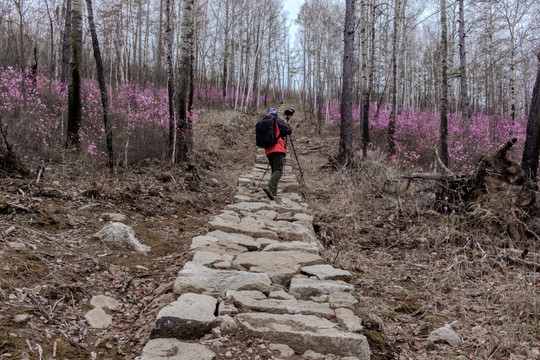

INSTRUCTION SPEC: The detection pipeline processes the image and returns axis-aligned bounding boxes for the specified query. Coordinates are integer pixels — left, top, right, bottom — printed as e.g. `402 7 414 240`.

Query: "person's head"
268 108 278 116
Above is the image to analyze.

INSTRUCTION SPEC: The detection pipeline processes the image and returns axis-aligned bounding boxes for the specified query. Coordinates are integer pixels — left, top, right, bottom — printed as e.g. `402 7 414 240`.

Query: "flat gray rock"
85 307 112 329
190 235 219 250
289 278 354 300
236 313 370 359
233 194 253 203
234 251 325 285
428 324 463 346
263 241 320 254
226 201 272 213
93 222 150 254
234 251 325 270
328 291 359 309
335 308 363 332
256 238 279 249
150 293 217 339
301 264 352 281
227 290 334 317
265 220 318 243
208 214 278 239
138 338 215 360
192 251 234 266
174 262 271 296
193 239 248 256
90 295 120 311
206 230 261 251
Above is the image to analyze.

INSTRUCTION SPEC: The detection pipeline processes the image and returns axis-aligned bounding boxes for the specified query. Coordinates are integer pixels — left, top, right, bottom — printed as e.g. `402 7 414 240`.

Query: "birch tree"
86 0 114 168
388 0 400 157
439 0 449 166
176 0 194 162
458 0 470 126
66 0 82 149
337 0 355 166
165 0 175 159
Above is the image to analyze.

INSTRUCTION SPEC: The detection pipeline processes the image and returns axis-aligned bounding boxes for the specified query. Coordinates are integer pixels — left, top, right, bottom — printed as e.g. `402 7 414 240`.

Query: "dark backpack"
255 116 278 148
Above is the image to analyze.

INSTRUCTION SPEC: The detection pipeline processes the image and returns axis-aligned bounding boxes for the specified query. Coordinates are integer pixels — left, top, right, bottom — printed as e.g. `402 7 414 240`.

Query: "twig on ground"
121 273 152 293
59 330 92 353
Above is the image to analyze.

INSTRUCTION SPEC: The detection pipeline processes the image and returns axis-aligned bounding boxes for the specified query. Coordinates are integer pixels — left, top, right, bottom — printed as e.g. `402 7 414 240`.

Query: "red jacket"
265 116 292 155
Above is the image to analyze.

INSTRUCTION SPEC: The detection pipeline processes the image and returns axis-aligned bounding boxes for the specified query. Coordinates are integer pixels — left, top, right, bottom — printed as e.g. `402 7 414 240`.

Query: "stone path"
137 150 371 360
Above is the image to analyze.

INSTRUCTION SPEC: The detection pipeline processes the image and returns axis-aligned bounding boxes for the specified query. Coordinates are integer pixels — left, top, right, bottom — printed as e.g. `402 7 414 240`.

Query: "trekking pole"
287 134 307 191
257 164 270 187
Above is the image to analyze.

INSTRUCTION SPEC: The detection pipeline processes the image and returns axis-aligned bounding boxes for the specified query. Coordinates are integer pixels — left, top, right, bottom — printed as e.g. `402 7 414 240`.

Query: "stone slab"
208 214 278 239
138 338 215 360
263 241 320 254
193 239 248 256
328 291 359 310
206 230 261 251
234 251 325 285
192 251 234 267
235 313 370 359
301 264 352 281
190 235 219 250
150 293 217 339
289 278 354 300
174 262 271 296
335 308 363 332
227 290 334 317
234 251 325 270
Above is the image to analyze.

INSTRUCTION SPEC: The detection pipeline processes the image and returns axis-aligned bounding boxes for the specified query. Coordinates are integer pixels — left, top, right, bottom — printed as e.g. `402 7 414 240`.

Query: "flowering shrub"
0 67 188 164
0 66 528 171
322 100 527 172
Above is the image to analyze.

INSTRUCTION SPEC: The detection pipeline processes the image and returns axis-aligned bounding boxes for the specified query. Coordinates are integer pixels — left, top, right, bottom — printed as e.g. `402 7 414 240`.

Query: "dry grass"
2 105 540 359
288 108 540 359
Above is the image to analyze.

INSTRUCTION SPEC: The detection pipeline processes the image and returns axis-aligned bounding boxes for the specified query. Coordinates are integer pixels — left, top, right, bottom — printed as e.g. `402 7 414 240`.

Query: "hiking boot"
263 186 275 200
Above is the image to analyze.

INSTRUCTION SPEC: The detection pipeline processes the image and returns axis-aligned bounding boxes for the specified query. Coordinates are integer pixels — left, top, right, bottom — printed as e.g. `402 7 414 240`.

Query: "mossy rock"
364 330 386 352
394 302 422 315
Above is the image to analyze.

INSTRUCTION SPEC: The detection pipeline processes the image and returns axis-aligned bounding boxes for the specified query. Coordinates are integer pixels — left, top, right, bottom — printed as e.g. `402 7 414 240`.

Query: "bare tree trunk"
510 34 516 122
165 0 175 160
440 0 449 166
61 0 72 84
14 0 27 104
176 0 194 162
361 0 372 157
143 0 150 84
66 0 82 149
458 0 470 126
44 0 56 79
222 0 230 101
388 0 400 157
521 54 540 179
86 0 114 168
337 0 355 166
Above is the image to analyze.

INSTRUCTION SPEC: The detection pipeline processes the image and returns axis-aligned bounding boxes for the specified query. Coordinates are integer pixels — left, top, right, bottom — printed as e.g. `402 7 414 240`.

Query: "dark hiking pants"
267 152 285 195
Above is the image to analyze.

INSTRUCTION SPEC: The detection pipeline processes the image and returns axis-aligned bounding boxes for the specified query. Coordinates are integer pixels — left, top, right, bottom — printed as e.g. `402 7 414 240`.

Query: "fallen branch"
59 330 92 353
501 249 540 272
7 202 29 212
121 273 152 293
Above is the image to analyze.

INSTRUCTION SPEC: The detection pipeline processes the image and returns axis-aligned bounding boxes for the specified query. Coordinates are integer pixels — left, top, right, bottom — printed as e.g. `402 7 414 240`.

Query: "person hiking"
261 107 292 200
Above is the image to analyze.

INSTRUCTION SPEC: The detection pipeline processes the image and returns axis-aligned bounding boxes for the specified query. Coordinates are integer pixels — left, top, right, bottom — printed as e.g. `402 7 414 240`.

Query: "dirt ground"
1 107 540 360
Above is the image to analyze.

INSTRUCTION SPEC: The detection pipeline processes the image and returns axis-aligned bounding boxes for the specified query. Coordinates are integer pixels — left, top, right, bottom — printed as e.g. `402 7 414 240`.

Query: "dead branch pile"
0 123 29 178
406 139 539 245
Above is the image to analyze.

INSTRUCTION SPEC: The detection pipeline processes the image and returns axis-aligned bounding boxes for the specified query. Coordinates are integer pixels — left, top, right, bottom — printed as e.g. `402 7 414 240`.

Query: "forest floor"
1 107 540 360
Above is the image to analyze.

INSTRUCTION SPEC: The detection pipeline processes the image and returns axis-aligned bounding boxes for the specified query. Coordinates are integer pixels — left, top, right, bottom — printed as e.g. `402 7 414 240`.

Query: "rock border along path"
137 150 370 360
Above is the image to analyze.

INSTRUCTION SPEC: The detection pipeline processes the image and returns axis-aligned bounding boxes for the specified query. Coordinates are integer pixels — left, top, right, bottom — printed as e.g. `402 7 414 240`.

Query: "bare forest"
1 0 540 359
